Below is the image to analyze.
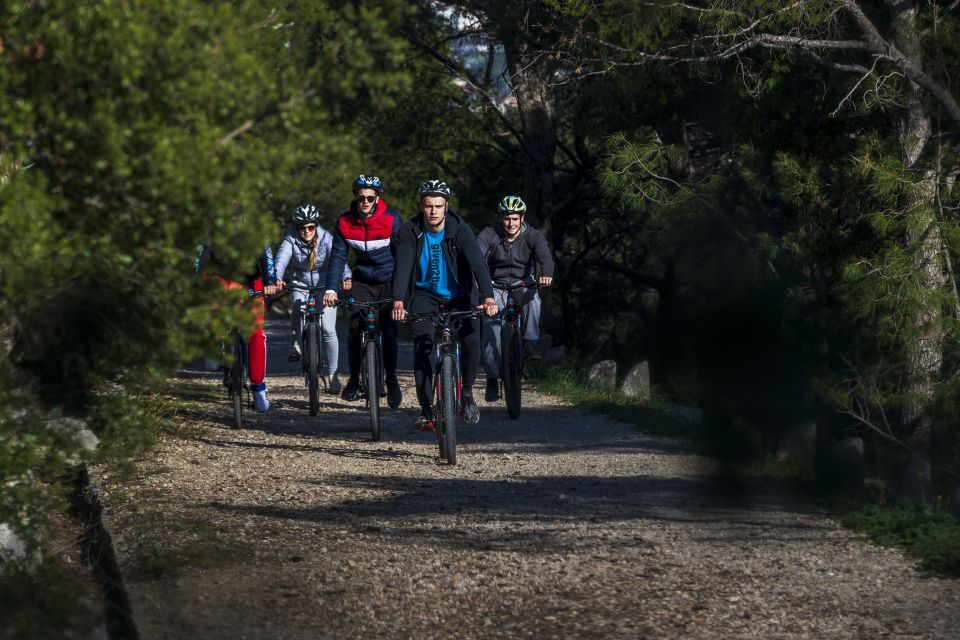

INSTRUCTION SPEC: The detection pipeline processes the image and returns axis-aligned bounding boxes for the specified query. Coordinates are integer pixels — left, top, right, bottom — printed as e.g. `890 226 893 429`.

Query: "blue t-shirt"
416 229 459 298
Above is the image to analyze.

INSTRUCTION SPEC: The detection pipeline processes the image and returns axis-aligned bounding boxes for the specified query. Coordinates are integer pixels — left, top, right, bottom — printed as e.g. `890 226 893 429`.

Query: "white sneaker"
252 385 270 412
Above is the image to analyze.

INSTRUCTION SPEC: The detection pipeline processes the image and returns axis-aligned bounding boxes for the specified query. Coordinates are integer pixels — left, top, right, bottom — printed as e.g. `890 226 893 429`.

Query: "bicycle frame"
496 281 538 376
288 282 329 385
408 307 482 416
344 297 393 392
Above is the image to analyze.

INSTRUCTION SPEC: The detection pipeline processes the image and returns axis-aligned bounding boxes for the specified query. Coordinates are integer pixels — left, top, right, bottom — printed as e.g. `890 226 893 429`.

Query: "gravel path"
94 319 960 639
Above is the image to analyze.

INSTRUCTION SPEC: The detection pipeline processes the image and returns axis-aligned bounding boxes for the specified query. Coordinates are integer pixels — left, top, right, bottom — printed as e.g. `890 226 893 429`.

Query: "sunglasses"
356 195 377 204
298 224 317 232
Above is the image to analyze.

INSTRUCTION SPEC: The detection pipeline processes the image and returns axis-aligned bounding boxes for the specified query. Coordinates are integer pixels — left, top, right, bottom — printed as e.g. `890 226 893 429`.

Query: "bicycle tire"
318 326 329 394
306 323 320 416
439 353 458 465
501 322 522 419
364 339 381 441
231 336 245 429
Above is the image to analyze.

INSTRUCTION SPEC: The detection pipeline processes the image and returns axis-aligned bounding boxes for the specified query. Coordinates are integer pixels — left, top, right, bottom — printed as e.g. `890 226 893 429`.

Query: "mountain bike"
225 329 248 429
495 280 539 420
403 307 483 465
224 289 264 429
343 297 393 441
288 282 332 416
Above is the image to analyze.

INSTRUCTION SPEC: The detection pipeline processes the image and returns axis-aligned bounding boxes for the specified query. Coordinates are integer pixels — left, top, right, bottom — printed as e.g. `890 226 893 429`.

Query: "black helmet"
292 204 320 226
419 179 450 200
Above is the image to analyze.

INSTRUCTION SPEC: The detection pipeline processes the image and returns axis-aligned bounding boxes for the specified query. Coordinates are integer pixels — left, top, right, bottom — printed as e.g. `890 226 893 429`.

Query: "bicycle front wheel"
501 322 522 419
231 336 245 429
438 353 458 465
364 339 381 441
306 323 320 416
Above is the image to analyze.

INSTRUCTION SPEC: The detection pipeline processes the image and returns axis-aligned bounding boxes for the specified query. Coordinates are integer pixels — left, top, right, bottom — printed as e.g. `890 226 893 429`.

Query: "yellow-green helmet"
498 195 526 215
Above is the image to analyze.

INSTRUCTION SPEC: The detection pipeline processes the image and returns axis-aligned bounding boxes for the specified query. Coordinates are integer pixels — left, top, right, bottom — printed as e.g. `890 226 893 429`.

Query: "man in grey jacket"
477 195 554 402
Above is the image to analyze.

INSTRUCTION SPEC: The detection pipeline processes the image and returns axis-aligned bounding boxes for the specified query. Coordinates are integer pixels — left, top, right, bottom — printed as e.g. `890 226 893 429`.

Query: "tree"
551 0 960 497
0 0 418 547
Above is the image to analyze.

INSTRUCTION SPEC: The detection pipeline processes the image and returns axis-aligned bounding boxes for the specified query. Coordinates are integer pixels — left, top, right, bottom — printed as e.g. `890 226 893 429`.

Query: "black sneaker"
386 376 402 409
462 394 480 424
523 340 542 361
287 343 302 362
341 376 360 401
484 377 499 402
328 373 342 395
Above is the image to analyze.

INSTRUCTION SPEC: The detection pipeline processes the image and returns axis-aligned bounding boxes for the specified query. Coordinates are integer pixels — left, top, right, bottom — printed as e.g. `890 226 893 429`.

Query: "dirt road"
93 319 960 639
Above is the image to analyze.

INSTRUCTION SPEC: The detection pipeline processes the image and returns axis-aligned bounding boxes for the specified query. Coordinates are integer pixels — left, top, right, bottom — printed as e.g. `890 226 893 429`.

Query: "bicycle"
403 306 483 465
287 282 336 416
343 297 393 441
494 280 539 420
223 289 264 429
225 329 248 429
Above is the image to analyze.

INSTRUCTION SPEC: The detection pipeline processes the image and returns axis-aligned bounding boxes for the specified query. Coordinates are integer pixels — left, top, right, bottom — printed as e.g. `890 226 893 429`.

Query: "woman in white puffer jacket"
275 204 352 394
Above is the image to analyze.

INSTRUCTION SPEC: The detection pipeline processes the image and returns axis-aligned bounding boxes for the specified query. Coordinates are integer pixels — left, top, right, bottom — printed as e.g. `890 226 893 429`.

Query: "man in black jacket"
391 179 498 429
477 195 554 402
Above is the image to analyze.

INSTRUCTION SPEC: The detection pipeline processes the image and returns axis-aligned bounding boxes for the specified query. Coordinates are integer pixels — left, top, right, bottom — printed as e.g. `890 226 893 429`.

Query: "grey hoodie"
275 225 351 288
477 222 554 287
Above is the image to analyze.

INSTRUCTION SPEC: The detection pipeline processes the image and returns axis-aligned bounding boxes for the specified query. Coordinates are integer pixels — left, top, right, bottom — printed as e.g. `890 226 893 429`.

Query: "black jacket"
477 222 554 286
392 211 494 305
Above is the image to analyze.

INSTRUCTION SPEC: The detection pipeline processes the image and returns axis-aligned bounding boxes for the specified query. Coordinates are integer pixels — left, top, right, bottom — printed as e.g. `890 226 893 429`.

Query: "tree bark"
888 1 945 498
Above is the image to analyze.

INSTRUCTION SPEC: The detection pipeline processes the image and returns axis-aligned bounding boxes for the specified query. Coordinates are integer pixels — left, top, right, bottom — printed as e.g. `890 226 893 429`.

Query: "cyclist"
195 242 279 412
274 204 352 394
323 175 403 408
391 179 498 430
477 195 554 402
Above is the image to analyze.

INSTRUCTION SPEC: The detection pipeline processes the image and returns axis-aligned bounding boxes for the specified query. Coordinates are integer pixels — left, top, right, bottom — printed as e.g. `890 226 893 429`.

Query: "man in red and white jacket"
323 175 404 406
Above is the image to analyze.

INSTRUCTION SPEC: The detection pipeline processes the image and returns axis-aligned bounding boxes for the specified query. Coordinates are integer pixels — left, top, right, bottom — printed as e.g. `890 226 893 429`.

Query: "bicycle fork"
433 338 464 416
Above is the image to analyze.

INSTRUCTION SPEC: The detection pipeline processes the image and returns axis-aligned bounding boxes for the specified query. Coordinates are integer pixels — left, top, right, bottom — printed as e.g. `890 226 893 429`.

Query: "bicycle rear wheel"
306 323 320 416
501 322 522 419
364 339 381 441
438 353 458 465
230 335 245 429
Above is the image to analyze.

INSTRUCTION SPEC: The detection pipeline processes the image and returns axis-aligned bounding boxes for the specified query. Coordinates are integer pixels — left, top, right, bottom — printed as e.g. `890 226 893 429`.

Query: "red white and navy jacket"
325 197 402 290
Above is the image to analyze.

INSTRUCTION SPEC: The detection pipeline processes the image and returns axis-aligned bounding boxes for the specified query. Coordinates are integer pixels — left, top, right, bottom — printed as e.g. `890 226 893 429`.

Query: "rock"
776 421 816 471
543 345 567 363
825 436 865 492
620 361 650 398
587 360 617 388
0 523 30 563
668 404 703 425
46 417 100 452
892 456 931 506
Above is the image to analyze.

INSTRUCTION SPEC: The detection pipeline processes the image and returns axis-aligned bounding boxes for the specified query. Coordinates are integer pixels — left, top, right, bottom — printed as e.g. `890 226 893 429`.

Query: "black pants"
410 291 480 417
347 280 398 379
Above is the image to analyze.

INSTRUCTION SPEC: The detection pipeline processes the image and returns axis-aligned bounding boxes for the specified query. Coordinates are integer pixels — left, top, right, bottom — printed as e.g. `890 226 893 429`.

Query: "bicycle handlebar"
401 308 483 327
493 279 540 292
344 297 394 310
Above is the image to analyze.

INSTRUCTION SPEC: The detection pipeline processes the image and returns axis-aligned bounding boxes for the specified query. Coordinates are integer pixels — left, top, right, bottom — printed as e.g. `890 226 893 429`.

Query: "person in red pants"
195 244 279 411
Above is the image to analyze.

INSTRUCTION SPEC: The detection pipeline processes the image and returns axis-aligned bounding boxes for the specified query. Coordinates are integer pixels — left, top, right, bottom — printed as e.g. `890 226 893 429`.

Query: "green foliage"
0 0 421 558
0 561 101 640
841 504 960 575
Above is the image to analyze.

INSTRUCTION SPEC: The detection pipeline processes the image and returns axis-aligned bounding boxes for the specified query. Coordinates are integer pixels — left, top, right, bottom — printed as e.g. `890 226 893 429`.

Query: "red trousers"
220 277 266 385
